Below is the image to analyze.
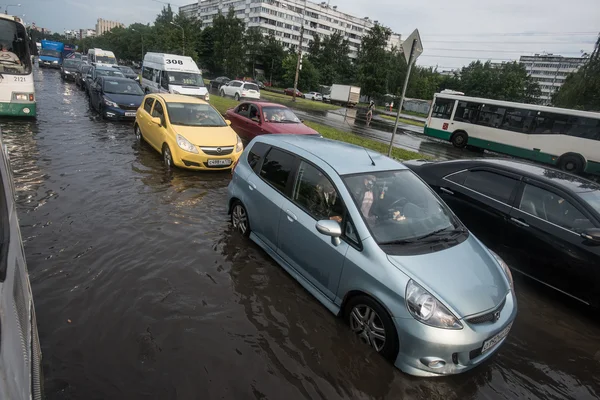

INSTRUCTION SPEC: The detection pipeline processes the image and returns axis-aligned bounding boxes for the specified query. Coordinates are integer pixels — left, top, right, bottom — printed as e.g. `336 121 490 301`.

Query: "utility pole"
388 29 422 157
170 22 185 56
292 0 307 102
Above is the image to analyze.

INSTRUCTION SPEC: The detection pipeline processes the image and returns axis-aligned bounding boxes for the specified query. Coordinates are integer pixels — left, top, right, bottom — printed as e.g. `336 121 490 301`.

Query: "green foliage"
211 8 246 77
356 25 392 98
259 34 286 84
553 36 600 111
307 32 353 85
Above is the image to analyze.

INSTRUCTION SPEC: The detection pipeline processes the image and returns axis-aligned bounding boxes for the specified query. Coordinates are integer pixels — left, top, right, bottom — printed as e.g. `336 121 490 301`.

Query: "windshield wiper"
379 227 466 246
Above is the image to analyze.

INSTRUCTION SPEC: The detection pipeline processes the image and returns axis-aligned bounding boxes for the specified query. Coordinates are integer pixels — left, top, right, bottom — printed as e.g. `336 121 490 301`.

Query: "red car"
283 88 303 97
225 102 319 142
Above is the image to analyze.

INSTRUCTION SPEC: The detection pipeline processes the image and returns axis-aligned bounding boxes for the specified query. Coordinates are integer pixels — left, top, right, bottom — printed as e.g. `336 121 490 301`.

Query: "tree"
259 34 286 85
356 25 392 98
211 8 246 77
244 27 264 78
308 32 353 85
553 35 600 111
282 54 319 91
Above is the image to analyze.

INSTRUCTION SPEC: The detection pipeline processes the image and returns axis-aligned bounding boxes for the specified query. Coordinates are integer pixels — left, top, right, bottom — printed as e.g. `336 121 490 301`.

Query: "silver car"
227 135 517 376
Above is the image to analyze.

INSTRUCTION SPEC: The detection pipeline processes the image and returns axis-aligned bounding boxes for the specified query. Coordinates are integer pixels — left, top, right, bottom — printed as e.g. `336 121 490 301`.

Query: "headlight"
406 280 462 329
52 60 58 64
176 134 199 153
103 97 119 108
235 135 243 153
204 93 210 101
13 93 29 101
489 250 513 289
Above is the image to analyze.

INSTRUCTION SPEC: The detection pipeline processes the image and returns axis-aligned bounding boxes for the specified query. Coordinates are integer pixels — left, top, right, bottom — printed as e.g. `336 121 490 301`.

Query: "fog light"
420 357 446 369
428 360 446 368
23 108 30 114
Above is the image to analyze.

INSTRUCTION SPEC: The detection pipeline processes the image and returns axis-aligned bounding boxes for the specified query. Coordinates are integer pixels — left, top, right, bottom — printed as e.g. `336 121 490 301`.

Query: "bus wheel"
451 131 468 149
558 154 584 174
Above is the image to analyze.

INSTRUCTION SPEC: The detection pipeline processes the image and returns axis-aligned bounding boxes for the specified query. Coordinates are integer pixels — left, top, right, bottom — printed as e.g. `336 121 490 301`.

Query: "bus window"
454 101 481 123
432 98 454 119
502 108 533 133
477 105 506 128
0 19 32 75
567 117 600 140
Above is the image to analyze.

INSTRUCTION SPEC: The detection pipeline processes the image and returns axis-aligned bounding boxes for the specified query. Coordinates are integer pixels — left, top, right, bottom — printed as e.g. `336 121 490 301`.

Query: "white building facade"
180 0 401 59
95 18 125 36
180 3 200 18
519 54 588 104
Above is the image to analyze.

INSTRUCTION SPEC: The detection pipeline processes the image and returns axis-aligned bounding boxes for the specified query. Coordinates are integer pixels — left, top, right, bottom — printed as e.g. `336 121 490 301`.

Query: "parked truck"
39 40 64 68
330 84 361 107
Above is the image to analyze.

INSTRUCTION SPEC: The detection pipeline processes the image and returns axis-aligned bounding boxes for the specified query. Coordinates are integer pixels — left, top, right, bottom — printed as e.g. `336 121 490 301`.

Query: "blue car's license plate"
482 322 512 354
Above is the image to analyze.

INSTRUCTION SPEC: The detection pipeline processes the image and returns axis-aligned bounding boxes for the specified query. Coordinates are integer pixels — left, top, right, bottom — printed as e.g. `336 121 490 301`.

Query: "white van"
141 52 209 101
88 48 117 66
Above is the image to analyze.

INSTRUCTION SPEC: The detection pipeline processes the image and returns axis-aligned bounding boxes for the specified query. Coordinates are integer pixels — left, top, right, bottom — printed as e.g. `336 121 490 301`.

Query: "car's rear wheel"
345 295 399 361
162 144 173 169
558 154 584 174
231 200 250 237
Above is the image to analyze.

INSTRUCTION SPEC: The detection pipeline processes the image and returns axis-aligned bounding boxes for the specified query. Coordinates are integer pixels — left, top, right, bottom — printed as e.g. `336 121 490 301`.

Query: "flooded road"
2 67 600 400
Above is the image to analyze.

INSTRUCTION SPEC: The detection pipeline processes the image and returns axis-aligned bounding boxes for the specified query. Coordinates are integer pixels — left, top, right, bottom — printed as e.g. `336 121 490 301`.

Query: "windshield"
244 83 259 91
81 65 91 74
0 20 32 75
344 170 461 244
63 59 79 68
97 55 116 64
103 79 144 95
167 71 205 87
40 49 61 58
580 190 600 215
118 66 135 74
96 69 124 77
166 103 226 127
262 106 301 123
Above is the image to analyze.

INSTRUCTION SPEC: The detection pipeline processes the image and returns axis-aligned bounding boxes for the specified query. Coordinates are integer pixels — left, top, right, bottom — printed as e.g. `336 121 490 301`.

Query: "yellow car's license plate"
208 159 232 166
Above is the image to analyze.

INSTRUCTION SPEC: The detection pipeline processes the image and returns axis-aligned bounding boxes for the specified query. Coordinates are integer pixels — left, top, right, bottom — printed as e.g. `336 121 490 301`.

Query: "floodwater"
2 68 599 400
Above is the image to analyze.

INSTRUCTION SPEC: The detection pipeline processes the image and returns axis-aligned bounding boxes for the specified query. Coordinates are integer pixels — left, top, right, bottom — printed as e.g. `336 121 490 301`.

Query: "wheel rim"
455 135 465 145
164 148 172 167
135 126 142 141
349 305 386 352
232 204 248 235
565 161 575 171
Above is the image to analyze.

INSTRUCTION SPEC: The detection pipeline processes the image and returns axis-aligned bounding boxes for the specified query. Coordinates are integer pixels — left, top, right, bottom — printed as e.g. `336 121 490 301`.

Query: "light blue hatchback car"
227 135 517 376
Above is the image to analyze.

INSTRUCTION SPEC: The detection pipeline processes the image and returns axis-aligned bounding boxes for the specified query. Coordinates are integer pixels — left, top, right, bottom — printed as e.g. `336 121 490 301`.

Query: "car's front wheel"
134 123 143 143
345 295 399 361
220 89 225 97
162 144 173 169
234 93 240 101
231 200 250 237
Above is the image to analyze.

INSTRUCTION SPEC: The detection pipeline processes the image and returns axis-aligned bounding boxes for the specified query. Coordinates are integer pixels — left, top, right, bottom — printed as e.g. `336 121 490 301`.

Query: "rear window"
244 83 259 91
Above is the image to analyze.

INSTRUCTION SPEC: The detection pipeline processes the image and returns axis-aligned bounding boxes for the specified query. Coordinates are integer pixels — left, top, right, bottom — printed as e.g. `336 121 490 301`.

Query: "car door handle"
440 187 454 195
248 182 256 191
510 217 529 228
285 209 297 222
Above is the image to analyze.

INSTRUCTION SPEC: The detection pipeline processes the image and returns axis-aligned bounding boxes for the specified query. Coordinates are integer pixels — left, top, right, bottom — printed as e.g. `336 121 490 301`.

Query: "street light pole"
292 0 306 102
5 3 21 14
132 29 144 62
170 22 185 56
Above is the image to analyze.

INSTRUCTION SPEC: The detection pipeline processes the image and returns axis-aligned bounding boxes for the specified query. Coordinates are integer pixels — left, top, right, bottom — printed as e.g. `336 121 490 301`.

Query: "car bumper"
62 72 76 80
0 102 37 117
393 291 517 376
40 61 60 68
103 107 138 120
240 93 260 100
172 147 243 171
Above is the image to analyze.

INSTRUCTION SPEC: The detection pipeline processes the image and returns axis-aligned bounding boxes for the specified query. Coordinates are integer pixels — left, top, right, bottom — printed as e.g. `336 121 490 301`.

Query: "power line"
422 31 598 37
420 54 517 61
423 40 595 45
425 48 584 54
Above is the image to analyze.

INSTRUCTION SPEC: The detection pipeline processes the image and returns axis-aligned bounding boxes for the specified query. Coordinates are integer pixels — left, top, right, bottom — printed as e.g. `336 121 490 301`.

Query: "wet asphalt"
1 67 599 400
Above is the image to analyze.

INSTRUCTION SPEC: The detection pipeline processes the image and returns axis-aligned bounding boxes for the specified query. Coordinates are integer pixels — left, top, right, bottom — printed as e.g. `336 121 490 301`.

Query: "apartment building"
95 18 125 36
181 0 401 59
519 54 588 104
180 2 200 18
79 29 96 39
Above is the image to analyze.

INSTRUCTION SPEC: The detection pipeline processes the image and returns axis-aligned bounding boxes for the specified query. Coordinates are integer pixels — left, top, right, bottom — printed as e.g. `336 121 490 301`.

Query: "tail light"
29 94 35 102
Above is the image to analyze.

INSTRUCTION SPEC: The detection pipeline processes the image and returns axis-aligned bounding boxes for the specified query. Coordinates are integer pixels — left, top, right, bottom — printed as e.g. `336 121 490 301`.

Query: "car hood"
386 236 509 317
261 122 319 135
63 67 79 72
104 93 144 106
169 84 208 96
172 125 238 147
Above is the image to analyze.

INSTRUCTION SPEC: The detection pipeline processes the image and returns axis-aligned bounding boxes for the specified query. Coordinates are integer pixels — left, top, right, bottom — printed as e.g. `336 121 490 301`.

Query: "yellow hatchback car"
134 94 244 170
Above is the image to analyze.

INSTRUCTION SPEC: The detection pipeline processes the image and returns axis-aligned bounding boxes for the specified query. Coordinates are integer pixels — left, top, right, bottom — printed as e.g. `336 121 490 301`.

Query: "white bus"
425 92 600 175
141 52 209 101
0 14 35 117
87 48 117 66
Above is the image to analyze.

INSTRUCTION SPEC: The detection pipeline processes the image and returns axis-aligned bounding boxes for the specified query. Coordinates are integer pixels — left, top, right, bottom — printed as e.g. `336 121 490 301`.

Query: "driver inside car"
0 43 21 65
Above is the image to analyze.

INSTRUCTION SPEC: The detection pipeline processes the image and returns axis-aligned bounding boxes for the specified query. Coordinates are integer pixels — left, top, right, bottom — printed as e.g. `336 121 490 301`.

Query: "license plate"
125 112 136 117
481 323 512 354
208 159 232 166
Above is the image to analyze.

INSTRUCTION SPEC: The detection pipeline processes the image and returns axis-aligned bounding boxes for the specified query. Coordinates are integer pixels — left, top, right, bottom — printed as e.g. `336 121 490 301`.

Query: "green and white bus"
424 92 600 175
0 14 35 117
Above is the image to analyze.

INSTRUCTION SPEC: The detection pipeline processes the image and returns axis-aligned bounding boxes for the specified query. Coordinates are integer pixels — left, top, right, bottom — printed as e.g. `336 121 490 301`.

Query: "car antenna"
364 147 376 166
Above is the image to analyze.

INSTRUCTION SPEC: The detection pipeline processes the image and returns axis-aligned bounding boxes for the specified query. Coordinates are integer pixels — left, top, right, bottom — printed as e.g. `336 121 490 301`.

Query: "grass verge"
210 95 239 115
260 91 340 112
304 121 426 160
379 114 425 127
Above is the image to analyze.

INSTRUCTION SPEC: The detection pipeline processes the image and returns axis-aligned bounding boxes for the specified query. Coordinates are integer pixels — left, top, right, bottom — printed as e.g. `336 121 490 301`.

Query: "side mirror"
151 117 162 126
316 220 342 246
581 228 600 244
225 119 232 126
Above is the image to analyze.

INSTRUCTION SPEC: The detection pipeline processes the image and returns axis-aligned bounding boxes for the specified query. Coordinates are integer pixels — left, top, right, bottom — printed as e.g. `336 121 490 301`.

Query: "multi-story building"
182 0 401 59
519 54 588 104
79 29 96 39
180 2 200 19
64 29 78 40
95 18 125 36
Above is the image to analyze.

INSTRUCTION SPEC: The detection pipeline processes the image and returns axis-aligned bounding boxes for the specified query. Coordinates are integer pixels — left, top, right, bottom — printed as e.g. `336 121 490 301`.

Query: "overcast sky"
19 0 600 69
